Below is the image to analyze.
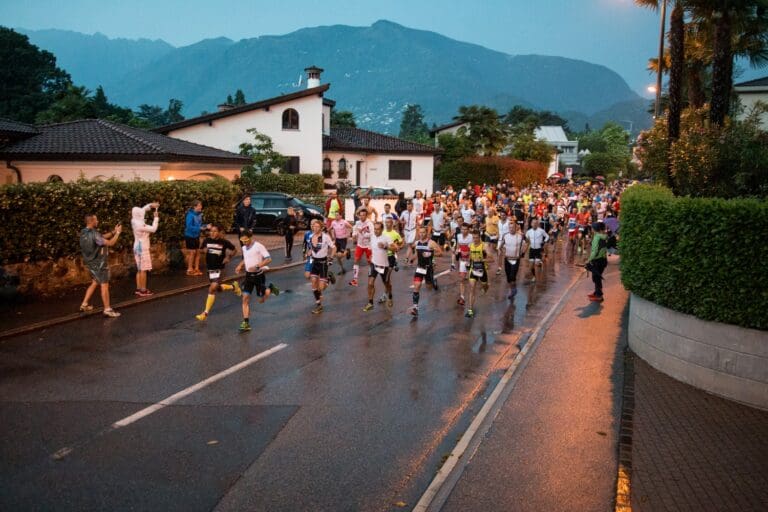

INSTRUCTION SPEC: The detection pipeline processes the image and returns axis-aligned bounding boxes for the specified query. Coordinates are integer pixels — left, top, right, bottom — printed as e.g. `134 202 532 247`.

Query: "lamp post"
654 0 668 119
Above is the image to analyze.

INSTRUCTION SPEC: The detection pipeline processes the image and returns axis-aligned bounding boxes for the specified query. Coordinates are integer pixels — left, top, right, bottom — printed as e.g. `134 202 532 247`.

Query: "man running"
409 226 443 316
306 219 336 314
330 215 352 274
576 205 592 255
195 225 241 321
526 217 549 282
399 201 418 265
349 208 375 287
465 229 489 318
363 222 397 311
453 223 473 306
498 222 527 299
234 230 279 332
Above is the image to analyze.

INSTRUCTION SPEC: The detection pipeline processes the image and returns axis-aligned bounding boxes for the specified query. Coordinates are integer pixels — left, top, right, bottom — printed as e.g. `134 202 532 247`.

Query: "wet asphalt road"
0 250 581 512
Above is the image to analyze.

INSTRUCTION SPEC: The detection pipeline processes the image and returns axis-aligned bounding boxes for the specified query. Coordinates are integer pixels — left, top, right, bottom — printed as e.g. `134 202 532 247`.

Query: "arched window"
322 158 331 172
338 158 347 173
282 108 299 130
47 175 63 183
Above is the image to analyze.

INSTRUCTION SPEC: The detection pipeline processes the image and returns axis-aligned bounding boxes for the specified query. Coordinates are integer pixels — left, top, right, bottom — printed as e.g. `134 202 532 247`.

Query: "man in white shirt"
429 205 446 248
525 217 549 281
235 230 279 332
460 200 475 225
399 201 418 263
363 222 397 311
498 223 527 299
349 209 375 287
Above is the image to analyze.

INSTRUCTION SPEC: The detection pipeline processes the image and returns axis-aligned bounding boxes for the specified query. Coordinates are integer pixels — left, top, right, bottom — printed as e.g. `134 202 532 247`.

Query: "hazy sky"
3 0 674 95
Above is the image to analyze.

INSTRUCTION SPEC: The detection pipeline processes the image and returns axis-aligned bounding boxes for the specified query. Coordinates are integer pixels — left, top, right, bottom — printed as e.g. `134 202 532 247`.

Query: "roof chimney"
217 103 235 112
305 66 323 89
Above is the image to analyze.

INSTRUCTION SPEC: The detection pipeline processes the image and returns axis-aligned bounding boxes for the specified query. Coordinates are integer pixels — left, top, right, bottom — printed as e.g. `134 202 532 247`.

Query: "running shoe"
587 293 597 299
530 276 536 282
465 308 474 318
349 279 358 287
103 309 121 318
232 281 242 297
312 304 323 314
387 298 393 308
496 268 502 275
457 297 465 306
328 271 336 285
140 289 154 297
79 303 93 312
410 306 419 316
195 311 208 321
432 279 439 291
239 321 251 332
394 265 399 272
363 303 374 312
269 283 280 296
590 295 605 302
378 293 388 303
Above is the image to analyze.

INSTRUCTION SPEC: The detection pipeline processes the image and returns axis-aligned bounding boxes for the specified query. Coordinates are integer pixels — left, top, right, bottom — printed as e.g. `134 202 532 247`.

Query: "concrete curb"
615 349 635 512
0 260 305 341
412 270 585 512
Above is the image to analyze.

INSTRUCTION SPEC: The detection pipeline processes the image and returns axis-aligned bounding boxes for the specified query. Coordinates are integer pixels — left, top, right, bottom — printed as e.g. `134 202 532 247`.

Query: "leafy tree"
399 104 430 143
35 85 94 123
239 128 288 177
0 27 72 123
166 99 184 124
226 94 233 105
436 133 475 163
508 129 553 163
455 105 509 156
582 152 629 178
330 110 356 128
233 89 246 105
503 105 570 133
133 99 185 128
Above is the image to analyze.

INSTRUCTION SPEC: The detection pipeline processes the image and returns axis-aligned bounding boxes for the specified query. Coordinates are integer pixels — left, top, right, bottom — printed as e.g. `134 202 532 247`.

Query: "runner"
378 216 404 303
234 230 279 332
399 201 418 265
362 222 397 312
498 222 527 299
409 226 443 317
428 204 447 250
465 229 489 318
564 206 579 264
306 219 336 314
349 208 375 287
329 215 352 274
484 207 500 274
525 217 549 282
302 228 314 280
195 225 241 322
453 223 473 306
576 205 592 256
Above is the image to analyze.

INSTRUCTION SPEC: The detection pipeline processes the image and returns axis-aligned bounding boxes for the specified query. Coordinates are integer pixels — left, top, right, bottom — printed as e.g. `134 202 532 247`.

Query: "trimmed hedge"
0 179 238 264
235 173 324 195
620 185 768 330
437 156 547 189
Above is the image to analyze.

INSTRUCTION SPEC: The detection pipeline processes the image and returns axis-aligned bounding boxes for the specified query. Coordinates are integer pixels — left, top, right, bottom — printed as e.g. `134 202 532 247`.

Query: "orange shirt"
576 212 591 226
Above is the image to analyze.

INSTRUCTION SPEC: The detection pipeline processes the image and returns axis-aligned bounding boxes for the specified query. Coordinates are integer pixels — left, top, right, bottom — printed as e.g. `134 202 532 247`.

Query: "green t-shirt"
383 229 402 256
589 233 608 261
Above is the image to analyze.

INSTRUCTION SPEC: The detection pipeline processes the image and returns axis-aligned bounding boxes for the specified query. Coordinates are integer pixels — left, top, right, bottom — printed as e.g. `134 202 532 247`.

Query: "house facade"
734 76 768 130
534 126 578 166
0 118 249 184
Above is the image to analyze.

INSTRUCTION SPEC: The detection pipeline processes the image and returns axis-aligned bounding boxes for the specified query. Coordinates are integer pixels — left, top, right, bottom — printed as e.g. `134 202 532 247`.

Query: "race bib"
375 265 386 274
416 267 427 275
472 268 484 277
506 258 518 265
208 270 221 279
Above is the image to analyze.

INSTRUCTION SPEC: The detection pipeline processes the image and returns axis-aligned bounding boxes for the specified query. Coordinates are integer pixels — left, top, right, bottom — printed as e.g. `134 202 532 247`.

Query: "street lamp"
654 0 668 119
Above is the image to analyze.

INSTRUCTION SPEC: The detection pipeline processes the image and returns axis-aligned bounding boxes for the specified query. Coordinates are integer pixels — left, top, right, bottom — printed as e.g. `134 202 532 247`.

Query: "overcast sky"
0 0 692 96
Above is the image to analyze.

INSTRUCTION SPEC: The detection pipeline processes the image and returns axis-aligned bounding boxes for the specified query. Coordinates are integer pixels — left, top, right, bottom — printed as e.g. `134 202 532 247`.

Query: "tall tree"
239 128 287 177
0 27 72 123
330 110 356 128
399 104 430 143
668 2 685 142
35 85 94 123
166 99 184 124
455 105 509 156
233 89 247 105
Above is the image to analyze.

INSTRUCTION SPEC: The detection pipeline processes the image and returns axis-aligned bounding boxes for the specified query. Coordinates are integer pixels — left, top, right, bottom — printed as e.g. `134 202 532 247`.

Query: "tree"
455 105 509 156
508 129 553 164
436 133 475 163
35 85 94 123
134 99 185 128
503 105 570 133
330 110 356 127
165 99 184 124
399 104 430 143
0 27 72 123
233 89 246 105
226 94 233 105
239 128 288 177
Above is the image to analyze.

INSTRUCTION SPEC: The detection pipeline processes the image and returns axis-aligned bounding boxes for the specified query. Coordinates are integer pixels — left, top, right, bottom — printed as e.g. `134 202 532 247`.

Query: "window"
283 156 300 174
47 175 63 182
388 160 412 180
338 158 347 173
264 198 288 209
322 158 331 172
282 108 299 130
250 197 265 209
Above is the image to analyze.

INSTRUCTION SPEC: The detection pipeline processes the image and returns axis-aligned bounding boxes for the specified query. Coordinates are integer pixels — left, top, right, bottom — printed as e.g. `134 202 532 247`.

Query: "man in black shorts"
235 230 279 332
195 225 240 321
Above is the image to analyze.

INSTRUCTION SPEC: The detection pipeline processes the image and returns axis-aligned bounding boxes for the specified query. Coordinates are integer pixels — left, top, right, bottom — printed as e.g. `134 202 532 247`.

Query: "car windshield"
288 198 304 207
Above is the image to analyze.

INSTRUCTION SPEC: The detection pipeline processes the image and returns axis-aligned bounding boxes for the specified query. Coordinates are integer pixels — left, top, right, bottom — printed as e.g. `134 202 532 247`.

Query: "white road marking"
112 343 287 429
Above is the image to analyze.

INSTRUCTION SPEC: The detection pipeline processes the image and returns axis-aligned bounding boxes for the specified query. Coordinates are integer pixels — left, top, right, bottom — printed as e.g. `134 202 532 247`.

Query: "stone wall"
2 242 171 296
628 293 768 410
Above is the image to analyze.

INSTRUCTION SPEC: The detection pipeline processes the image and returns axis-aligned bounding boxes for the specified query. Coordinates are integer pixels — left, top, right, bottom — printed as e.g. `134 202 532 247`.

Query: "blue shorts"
304 258 312 272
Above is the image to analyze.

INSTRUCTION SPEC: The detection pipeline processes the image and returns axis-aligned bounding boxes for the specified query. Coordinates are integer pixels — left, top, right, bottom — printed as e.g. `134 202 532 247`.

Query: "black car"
234 192 324 235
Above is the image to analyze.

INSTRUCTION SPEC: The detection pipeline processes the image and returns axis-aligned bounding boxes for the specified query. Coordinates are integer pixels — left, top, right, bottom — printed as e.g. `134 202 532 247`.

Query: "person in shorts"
235 230 279 331
195 225 241 321
409 226 443 316
330 215 352 273
399 201 418 264
465 230 489 318
184 200 210 276
306 220 336 314
498 222 527 300
79 213 123 317
362 222 396 311
349 208 375 287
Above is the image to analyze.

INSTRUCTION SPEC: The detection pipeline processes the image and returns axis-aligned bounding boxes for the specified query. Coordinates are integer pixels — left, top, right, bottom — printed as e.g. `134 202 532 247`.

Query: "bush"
437 156 547 189
620 184 768 330
0 179 238 264
235 173 323 195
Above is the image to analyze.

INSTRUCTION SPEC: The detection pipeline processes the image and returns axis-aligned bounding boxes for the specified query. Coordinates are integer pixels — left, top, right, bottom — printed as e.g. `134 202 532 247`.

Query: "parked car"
348 186 398 198
233 192 324 235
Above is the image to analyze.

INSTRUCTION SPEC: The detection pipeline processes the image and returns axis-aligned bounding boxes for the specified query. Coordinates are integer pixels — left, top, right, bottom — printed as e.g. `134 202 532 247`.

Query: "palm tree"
454 105 509 156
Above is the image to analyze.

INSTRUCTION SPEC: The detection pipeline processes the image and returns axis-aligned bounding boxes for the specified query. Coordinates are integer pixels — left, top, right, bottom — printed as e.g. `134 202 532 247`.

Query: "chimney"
305 66 323 89
217 103 235 112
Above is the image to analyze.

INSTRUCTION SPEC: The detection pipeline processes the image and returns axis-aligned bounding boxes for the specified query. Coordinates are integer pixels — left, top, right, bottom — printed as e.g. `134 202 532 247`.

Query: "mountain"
19 21 651 133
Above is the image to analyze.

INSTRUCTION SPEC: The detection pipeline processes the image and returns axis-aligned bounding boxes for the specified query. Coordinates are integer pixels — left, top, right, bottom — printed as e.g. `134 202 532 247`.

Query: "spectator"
79 214 122 317
284 206 298 261
184 200 209 276
234 196 257 240
131 202 160 296
587 221 609 302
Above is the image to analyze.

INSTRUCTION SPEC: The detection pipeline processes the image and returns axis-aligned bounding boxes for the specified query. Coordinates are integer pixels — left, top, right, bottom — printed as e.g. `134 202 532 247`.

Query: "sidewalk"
0 233 300 338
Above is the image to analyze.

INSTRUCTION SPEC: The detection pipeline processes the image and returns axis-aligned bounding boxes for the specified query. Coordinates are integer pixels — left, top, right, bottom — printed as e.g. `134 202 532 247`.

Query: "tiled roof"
734 76 768 88
0 118 41 137
154 84 331 133
0 119 250 164
323 127 440 155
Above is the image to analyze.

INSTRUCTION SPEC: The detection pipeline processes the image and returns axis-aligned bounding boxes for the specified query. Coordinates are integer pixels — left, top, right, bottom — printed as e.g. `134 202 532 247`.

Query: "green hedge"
620 185 768 330
0 179 238 264
235 173 324 195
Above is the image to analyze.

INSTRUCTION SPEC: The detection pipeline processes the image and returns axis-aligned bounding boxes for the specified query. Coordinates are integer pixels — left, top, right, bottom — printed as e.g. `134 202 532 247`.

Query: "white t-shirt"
460 207 475 225
412 198 424 217
308 232 335 259
526 227 549 249
242 241 271 272
353 219 375 248
501 233 524 259
498 219 511 238
430 211 445 233
381 211 399 224
399 210 417 232
371 233 392 267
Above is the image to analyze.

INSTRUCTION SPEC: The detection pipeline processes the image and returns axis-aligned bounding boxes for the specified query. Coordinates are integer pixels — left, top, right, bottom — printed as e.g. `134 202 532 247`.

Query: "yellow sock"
205 294 215 313
220 283 233 291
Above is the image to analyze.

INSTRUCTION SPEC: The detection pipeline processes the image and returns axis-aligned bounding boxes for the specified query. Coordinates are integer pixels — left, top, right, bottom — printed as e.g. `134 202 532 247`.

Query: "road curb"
412 270 585 512
615 349 636 512
0 260 305 341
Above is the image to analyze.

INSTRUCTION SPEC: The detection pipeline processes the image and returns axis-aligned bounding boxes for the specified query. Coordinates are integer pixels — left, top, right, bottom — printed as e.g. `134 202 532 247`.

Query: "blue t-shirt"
184 209 203 238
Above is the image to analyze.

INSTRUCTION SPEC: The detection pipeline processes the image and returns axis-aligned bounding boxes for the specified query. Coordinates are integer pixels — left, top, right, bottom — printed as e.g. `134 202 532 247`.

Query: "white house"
156 66 440 195
534 126 579 166
734 76 768 130
0 118 249 184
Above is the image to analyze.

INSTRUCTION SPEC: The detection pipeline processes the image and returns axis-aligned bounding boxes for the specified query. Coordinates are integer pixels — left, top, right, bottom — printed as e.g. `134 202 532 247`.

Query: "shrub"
620 184 768 330
436 156 547 189
235 173 323 195
0 179 238 264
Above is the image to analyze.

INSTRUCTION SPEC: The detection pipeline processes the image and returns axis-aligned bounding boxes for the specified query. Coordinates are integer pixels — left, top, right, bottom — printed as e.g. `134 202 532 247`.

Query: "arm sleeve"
146 216 160 234
142 204 153 212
